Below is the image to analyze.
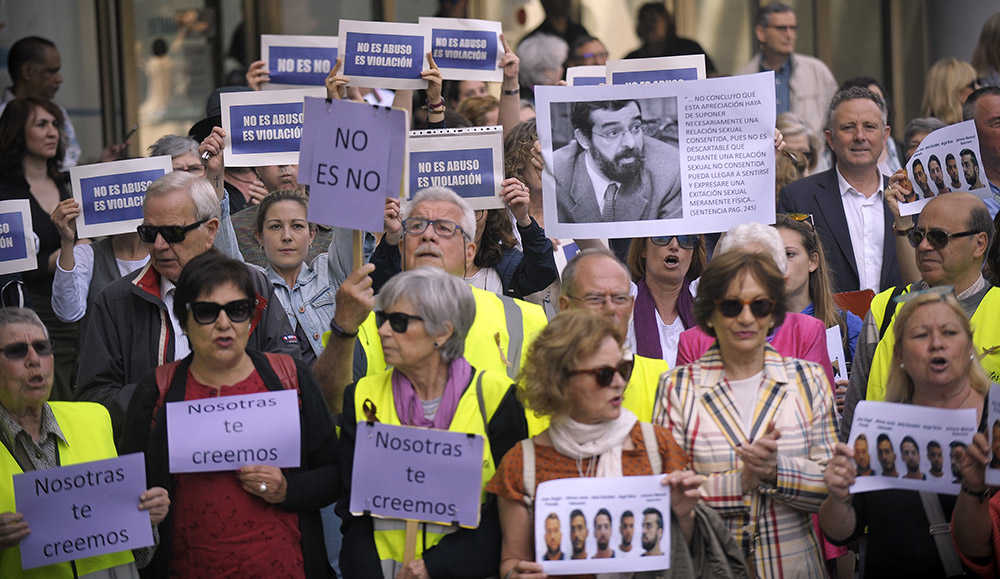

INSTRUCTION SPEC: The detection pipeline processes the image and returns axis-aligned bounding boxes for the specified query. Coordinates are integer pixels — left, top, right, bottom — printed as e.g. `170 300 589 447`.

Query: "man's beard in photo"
547 545 561 558
641 535 657 552
597 537 609 551
595 146 644 183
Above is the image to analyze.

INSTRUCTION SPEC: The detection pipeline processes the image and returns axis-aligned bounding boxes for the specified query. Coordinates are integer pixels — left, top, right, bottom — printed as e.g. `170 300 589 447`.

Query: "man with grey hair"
902 117 946 161
778 86 901 294
963 86 1000 218
148 134 202 176
736 2 837 135
76 171 302 437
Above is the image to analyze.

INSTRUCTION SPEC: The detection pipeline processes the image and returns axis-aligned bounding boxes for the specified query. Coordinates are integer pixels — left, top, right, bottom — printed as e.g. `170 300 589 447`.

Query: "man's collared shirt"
760 55 793 115
0 402 65 472
837 167 885 292
987 181 1000 219
161 278 191 360
584 151 620 214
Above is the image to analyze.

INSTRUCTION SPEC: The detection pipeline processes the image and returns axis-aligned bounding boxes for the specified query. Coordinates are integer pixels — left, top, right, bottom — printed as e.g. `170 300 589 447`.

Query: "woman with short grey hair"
517 33 568 101
337 266 529 578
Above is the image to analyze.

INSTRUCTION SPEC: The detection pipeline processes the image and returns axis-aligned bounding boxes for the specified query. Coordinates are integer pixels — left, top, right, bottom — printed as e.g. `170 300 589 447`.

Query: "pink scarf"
392 357 473 429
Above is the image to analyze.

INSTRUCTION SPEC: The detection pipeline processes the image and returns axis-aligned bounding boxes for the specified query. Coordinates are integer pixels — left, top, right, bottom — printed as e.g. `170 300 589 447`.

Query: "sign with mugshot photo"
534 475 670 575
899 120 986 216
848 401 977 495
535 72 776 239
985 384 1000 486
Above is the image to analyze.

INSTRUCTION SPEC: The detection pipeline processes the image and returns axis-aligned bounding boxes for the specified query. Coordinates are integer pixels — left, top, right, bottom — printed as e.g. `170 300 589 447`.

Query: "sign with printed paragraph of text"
69 156 172 238
261 35 338 88
408 126 505 210
339 20 430 90
566 65 606 86
606 55 706 85
350 422 485 528
0 199 36 275
13 453 154 570
535 475 671 575
986 384 1000 486
847 400 977 495
220 87 326 167
166 390 301 473
419 17 503 82
298 97 407 232
899 120 987 216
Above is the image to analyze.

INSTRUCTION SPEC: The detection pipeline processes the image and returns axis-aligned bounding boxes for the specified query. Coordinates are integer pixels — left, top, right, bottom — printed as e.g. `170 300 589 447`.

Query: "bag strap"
878 286 905 339
520 438 536 508
475 371 488 432
639 422 662 475
917 491 964 577
498 295 525 379
263 352 299 391
151 360 182 430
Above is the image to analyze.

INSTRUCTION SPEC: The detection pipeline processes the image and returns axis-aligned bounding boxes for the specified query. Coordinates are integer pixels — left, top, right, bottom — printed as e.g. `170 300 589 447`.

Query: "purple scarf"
392 357 473 429
633 279 695 360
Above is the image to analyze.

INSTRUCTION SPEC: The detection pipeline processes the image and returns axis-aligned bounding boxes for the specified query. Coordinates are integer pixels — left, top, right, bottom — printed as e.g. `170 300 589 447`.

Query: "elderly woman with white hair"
676 222 835 386
337 267 529 579
516 33 568 102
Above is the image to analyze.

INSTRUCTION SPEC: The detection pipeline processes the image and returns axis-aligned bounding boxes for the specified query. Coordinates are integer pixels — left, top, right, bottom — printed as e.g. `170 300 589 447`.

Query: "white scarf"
548 408 638 478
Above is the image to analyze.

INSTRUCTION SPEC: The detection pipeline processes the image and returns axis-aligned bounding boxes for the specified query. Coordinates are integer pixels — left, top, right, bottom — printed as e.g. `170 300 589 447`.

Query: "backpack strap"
475 371 488 432
263 352 299 391
639 422 662 475
918 491 965 577
878 286 905 339
520 438 536 508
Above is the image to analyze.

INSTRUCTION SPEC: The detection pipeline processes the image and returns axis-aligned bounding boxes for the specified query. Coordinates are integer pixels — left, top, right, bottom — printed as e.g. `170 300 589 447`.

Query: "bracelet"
328 318 358 339
427 98 445 109
502 86 520 96
961 483 996 503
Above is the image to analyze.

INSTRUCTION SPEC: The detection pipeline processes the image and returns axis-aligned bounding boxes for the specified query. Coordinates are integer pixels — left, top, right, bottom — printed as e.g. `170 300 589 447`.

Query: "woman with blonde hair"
972 12 1000 87
921 58 979 125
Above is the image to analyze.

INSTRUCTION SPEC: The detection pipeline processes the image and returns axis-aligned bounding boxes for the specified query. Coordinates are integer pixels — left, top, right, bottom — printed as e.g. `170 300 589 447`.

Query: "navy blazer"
777 167 901 293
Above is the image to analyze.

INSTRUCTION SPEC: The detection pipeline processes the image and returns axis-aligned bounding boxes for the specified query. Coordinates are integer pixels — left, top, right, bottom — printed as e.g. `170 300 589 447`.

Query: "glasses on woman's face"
187 299 254 325
650 235 695 249
567 359 634 387
0 339 54 360
715 298 775 318
375 311 424 333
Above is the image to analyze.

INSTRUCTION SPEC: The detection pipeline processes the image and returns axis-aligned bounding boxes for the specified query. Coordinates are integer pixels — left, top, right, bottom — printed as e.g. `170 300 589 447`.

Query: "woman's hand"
198 127 226 185
737 421 781 490
384 197 403 245
421 53 443 107
325 58 350 100
395 559 430 579
246 60 270 90
138 486 170 525
245 176 269 205
500 559 547 579
333 263 376 334
0 512 29 549
499 34 519 93
886 168 914 226
834 379 849 416
51 199 81 243
501 177 531 227
824 442 857 503
663 469 705 521
773 128 786 153
957 432 991 493
237 465 288 504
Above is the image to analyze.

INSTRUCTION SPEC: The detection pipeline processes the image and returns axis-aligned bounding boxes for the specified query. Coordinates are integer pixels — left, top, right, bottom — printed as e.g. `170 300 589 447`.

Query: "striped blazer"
653 344 837 579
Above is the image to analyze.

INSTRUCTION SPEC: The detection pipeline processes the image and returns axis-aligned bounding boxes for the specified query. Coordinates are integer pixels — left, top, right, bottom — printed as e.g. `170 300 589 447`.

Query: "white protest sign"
349 422 485 528
899 120 987 216
847 400 976 495
606 55 706 85
220 87 326 167
987 384 1000 486
13 453 154 570
69 156 172 238
419 17 503 82
166 390 301 473
826 325 848 383
566 65 606 86
0 199 36 275
261 34 338 88
535 475 670 575
536 72 776 239
339 20 430 90
409 126 505 210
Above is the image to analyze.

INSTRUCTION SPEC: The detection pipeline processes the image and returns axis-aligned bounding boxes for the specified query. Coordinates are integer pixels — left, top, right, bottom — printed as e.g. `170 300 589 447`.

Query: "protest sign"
0 199 36 275
606 55 705 86
339 20 430 90
13 453 154 570
536 72 776 239
900 120 986 216
826 325 848 383
298 97 407 232
535 475 670 574
69 157 172 238
419 17 502 82
261 35 338 88
987 384 1000 486
847 400 976 495
409 126 504 210
566 65 606 86
221 87 326 167
166 390 301 473
349 422 485 528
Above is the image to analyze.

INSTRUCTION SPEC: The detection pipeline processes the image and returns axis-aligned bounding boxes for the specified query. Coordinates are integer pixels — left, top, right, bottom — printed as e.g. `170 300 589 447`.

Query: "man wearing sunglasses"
76 172 302 436
840 192 1000 440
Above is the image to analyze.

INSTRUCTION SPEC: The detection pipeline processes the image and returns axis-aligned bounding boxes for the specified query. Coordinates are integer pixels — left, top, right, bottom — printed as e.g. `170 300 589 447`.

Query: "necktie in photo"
602 182 619 220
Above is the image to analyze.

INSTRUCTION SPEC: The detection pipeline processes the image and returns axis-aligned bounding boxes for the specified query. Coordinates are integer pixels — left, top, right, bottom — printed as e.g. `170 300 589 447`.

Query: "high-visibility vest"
353 367 512 576
0 402 135 578
867 285 1000 401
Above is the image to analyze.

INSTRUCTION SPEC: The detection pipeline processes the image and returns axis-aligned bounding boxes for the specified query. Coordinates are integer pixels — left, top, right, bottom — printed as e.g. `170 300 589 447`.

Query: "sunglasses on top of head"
567 359 634 387
715 298 775 318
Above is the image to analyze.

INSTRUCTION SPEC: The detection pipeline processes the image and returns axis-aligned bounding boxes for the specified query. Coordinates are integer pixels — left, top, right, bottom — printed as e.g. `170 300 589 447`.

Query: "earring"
433 341 439 348
899 363 904 369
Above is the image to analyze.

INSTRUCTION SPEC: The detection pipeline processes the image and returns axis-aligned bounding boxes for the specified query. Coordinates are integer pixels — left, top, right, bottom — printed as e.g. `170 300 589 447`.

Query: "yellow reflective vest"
352 367 513 574
0 402 135 578
866 285 1000 401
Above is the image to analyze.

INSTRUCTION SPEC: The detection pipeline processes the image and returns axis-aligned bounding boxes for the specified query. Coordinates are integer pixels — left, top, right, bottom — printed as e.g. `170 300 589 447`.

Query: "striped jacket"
653 344 836 579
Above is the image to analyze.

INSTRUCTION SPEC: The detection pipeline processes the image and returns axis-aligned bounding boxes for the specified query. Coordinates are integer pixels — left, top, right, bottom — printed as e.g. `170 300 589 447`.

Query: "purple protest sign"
220 87 326 167
337 20 429 90
13 452 154 570
349 422 484 527
407 127 504 210
69 156 174 238
261 35 338 87
419 17 503 82
606 55 706 86
0 199 35 274
610 68 698 85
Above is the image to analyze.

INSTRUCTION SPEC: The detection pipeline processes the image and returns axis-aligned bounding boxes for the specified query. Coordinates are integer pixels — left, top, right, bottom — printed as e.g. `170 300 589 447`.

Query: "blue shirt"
801 303 863 361
761 56 792 116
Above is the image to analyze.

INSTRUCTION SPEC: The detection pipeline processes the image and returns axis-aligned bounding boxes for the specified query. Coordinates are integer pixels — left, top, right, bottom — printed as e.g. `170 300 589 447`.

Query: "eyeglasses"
906 228 979 249
784 212 815 229
567 292 633 307
174 163 206 174
0 339 54 360
568 359 634 386
715 298 776 318
402 217 468 240
375 311 424 333
187 299 254 325
137 218 209 244
650 235 696 249
593 121 643 140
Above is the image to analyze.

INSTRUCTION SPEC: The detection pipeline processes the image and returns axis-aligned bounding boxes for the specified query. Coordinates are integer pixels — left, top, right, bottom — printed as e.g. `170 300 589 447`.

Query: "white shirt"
161 278 190 359
51 244 150 322
729 371 764 435
584 151 620 214
837 168 885 292
655 309 685 368
464 267 503 295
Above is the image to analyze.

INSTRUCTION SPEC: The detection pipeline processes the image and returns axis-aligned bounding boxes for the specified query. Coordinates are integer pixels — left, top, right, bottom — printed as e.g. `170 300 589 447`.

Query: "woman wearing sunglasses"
338 267 528 579
626 234 705 366
654 250 837 579
122 251 339 578
489 310 745 578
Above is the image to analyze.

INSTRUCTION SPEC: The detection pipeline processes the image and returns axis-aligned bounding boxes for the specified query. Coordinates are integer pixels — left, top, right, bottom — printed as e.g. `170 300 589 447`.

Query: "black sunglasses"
137 218 209 244
650 235 696 249
0 339 54 360
567 359 634 387
187 299 254 325
907 228 979 250
716 298 775 318
375 311 424 333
